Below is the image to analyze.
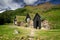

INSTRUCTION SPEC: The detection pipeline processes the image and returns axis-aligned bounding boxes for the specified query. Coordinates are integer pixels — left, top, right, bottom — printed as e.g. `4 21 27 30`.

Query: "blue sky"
0 0 60 13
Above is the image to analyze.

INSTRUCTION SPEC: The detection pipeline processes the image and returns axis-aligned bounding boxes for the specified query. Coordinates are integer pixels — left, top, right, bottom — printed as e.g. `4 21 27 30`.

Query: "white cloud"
0 10 5 13
0 0 24 10
0 0 51 13
3 0 23 10
24 0 38 5
0 0 51 10
46 0 50 2
24 0 51 5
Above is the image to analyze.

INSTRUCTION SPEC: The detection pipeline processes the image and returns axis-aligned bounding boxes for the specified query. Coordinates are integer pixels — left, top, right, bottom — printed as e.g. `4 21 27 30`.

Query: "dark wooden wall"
33 13 41 29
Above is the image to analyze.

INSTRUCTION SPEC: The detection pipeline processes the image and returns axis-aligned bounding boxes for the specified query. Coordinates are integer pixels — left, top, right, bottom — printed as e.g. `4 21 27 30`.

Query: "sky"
0 0 60 13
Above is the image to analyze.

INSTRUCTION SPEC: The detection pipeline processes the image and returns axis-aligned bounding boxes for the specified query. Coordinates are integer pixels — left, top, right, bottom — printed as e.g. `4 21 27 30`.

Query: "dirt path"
28 28 35 40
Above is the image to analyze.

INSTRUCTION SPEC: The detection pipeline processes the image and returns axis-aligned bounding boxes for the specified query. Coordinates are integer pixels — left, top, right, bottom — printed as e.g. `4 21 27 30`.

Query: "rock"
13 30 19 34
29 20 33 28
17 22 21 26
41 20 50 30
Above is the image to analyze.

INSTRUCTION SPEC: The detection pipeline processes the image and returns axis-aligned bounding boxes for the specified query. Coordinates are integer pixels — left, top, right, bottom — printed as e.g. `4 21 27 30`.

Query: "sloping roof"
25 13 31 19
33 13 41 21
16 16 26 22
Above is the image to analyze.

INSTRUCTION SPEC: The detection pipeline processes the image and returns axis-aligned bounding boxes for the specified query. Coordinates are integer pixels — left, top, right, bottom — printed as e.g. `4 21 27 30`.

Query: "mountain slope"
0 3 60 29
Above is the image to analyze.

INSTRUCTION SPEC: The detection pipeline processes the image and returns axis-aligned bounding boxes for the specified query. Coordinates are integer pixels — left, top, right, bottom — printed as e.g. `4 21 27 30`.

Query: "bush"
0 13 12 25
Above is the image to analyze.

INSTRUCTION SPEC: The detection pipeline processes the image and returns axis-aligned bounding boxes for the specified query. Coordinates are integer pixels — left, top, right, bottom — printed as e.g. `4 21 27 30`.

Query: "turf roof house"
14 16 17 25
33 13 41 29
25 13 41 29
25 13 31 23
14 16 25 26
14 13 41 29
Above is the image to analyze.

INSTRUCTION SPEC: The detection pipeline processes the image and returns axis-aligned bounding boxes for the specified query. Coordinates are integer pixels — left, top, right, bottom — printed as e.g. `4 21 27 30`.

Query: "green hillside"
0 4 60 40
25 5 60 29
0 4 60 29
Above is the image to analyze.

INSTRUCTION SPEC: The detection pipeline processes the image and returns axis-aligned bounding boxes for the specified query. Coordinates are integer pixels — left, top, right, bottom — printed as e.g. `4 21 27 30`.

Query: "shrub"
0 13 12 25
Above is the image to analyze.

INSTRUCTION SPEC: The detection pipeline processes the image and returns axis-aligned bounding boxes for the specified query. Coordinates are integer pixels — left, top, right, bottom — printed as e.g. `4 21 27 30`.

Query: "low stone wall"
41 20 50 30
14 20 50 30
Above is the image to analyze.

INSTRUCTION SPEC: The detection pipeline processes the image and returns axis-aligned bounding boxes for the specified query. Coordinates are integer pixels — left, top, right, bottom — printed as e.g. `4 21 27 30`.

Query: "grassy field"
35 29 60 40
0 25 60 40
0 4 60 40
0 24 30 40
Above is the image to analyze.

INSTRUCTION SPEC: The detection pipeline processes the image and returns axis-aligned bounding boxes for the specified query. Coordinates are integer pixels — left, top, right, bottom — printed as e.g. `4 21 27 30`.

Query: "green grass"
0 25 60 40
0 25 30 40
41 10 60 29
35 29 60 40
0 25 15 40
16 16 26 22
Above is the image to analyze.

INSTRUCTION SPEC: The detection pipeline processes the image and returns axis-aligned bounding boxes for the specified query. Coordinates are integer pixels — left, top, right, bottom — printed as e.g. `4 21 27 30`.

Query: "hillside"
0 3 60 40
0 3 60 29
